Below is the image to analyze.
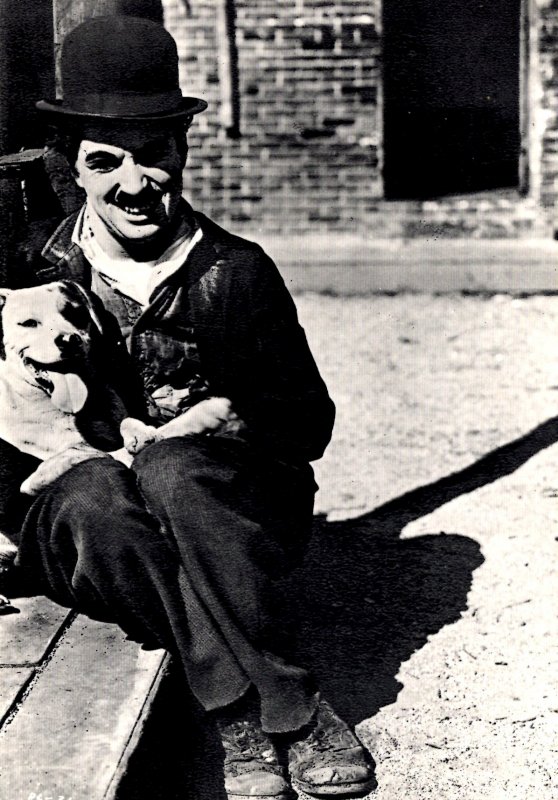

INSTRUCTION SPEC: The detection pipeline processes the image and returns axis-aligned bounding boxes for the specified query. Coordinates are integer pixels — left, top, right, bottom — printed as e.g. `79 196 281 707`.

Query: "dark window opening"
382 0 522 200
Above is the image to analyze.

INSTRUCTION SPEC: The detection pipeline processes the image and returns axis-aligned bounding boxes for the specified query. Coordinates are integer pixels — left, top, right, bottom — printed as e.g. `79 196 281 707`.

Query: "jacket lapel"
37 204 234 315
39 210 92 287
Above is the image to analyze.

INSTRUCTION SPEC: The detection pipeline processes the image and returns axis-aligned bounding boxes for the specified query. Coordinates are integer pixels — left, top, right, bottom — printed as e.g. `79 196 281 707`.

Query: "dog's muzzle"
23 357 88 413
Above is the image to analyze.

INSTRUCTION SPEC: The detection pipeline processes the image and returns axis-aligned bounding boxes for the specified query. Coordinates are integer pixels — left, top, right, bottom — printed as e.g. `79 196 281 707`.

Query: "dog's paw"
120 418 159 455
0 534 17 567
0 593 15 613
20 472 43 496
0 542 18 612
188 397 234 432
20 445 106 495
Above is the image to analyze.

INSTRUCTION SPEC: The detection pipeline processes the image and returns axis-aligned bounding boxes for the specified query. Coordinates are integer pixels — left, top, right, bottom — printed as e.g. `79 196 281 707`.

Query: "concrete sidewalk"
292 292 558 800
255 235 558 294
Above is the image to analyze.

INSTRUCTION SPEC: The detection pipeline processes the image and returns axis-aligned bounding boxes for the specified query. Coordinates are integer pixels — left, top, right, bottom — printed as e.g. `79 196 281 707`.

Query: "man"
3 16 373 800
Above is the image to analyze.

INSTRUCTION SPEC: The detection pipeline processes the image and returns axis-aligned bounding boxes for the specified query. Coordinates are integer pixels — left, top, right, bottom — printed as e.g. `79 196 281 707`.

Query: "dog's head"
0 281 105 413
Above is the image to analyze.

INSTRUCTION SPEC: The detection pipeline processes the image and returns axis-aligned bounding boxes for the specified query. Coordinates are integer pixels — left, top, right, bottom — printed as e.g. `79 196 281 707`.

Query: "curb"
250 235 558 294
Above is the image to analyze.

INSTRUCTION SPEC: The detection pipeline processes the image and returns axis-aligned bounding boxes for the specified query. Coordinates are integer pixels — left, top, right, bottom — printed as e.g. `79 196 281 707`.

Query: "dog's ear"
58 280 104 335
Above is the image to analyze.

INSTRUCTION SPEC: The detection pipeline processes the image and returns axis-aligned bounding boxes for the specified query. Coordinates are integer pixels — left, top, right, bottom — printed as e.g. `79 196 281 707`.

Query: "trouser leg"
15 456 251 709
16 440 319 733
133 436 319 732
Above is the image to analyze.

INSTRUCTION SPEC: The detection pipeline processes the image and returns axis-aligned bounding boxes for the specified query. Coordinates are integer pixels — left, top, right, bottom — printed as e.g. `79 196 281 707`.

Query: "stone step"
0 609 167 799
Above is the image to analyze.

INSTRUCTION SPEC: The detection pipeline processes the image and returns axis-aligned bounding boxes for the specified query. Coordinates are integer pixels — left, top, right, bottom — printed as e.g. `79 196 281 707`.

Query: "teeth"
23 359 53 393
117 201 159 215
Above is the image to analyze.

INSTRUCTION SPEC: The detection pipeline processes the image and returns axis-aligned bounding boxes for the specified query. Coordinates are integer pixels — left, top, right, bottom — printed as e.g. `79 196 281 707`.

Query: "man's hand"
121 397 244 456
20 444 107 496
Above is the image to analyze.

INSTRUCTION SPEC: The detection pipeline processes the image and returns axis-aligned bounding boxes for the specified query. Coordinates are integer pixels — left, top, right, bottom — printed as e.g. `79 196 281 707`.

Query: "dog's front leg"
20 444 107 495
0 534 17 610
109 447 134 467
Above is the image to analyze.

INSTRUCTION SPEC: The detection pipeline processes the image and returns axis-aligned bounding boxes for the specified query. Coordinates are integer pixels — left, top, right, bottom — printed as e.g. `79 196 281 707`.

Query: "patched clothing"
1 204 335 731
10 201 335 459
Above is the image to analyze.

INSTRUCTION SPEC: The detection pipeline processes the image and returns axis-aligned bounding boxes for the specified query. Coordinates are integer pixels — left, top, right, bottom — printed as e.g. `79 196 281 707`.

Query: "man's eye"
18 319 39 328
86 157 120 172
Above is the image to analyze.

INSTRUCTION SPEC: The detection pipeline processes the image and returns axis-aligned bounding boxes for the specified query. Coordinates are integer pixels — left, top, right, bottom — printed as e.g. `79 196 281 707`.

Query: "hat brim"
36 96 207 122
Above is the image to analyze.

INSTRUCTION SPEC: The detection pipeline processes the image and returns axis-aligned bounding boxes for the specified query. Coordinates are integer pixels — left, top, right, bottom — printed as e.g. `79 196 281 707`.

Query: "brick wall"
163 0 381 233
538 0 558 220
162 0 558 238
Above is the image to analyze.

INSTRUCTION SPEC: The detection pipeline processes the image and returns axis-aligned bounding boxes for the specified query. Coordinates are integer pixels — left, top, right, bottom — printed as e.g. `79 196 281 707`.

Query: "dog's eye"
18 319 39 328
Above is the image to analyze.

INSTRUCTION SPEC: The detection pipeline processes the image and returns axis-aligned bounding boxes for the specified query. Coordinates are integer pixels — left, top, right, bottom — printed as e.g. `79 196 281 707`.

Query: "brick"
159 0 554 236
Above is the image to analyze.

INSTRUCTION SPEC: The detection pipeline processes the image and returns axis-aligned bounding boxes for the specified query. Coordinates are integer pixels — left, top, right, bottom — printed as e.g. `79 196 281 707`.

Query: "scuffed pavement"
293 293 558 800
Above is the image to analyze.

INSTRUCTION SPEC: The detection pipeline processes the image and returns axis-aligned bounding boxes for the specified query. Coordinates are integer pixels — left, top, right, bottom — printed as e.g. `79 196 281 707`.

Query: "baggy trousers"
14 436 319 733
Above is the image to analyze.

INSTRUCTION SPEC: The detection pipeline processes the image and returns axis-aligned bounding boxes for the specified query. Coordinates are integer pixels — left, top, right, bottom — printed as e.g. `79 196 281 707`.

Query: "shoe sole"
291 777 376 797
227 793 294 800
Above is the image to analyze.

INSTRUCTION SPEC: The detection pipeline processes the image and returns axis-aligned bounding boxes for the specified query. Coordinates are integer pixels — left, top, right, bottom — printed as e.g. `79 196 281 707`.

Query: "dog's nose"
55 332 81 354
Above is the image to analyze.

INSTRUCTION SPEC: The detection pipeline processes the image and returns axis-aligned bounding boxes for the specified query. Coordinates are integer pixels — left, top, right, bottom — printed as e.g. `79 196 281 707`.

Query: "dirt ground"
291 292 557 800
3 291 555 800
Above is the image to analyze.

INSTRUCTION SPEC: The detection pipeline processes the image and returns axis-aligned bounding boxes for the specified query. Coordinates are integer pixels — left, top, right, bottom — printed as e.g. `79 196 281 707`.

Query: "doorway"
382 0 522 199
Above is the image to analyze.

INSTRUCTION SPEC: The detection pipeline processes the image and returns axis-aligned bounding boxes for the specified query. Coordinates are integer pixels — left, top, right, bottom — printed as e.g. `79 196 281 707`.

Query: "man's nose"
117 158 147 195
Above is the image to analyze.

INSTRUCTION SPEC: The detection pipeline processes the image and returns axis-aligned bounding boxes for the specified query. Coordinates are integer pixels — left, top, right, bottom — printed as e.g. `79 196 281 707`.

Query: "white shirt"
72 204 203 307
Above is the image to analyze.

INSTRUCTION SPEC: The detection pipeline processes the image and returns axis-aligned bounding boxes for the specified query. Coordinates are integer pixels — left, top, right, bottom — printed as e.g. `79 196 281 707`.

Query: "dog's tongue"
48 371 88 413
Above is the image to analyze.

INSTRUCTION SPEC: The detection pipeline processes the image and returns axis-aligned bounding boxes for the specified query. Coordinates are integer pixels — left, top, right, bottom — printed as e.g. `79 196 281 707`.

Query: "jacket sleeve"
223 246 335 463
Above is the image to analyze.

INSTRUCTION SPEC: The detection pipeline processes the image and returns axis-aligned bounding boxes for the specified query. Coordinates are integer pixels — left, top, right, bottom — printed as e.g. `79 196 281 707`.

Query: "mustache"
111 186 163 207
110 176 183 209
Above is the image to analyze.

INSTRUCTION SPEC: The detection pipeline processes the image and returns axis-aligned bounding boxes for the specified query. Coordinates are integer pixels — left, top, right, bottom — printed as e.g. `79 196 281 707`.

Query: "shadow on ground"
297 413 558 727
119 414 558 799
296 518 483 729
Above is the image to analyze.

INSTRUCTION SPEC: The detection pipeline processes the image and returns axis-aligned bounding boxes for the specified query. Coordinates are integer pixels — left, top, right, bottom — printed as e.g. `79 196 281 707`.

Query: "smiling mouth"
22 357 89 412
23 357 55 393
23 356 81 390
114 197 163 218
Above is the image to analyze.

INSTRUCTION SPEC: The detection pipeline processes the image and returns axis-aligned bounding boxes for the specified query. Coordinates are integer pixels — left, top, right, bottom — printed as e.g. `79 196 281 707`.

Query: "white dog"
0 281 132 496
0 281 240 494
0 280 240 607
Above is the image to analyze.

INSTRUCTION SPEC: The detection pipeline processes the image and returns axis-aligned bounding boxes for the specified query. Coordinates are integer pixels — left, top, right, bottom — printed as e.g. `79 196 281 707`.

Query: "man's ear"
0 289 12 310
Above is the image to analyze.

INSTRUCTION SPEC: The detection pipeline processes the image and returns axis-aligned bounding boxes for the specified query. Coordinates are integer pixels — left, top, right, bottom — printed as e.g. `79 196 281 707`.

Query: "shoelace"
302 727 332 754
222 722 278 765
293 719 352 756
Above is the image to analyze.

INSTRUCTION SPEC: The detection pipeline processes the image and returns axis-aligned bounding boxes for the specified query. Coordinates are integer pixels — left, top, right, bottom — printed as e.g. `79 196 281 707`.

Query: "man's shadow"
298 413 558 725
296 518 482 728
121 414 558 799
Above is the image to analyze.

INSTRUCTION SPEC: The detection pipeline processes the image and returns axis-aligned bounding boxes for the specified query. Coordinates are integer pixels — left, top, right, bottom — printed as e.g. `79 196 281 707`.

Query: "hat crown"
61 16 180 100
37 15 207 120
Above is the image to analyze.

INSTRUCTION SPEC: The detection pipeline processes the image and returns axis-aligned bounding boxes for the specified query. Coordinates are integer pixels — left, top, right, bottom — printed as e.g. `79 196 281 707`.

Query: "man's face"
73 126 186 244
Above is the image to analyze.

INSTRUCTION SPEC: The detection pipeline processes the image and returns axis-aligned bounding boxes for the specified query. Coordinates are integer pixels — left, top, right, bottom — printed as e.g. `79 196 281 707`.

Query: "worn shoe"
286 700 375 797
218 715 291 799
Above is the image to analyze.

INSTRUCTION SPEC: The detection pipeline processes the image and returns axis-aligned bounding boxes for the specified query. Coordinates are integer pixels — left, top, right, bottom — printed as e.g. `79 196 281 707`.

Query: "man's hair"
47 117 192 172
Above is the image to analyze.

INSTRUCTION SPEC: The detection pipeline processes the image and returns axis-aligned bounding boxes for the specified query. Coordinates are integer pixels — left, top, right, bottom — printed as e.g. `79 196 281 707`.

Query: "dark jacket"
7 205 335 467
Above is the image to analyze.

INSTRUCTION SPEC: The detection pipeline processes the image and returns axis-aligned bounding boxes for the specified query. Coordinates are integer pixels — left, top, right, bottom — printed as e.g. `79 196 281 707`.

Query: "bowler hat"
37 16 207 121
